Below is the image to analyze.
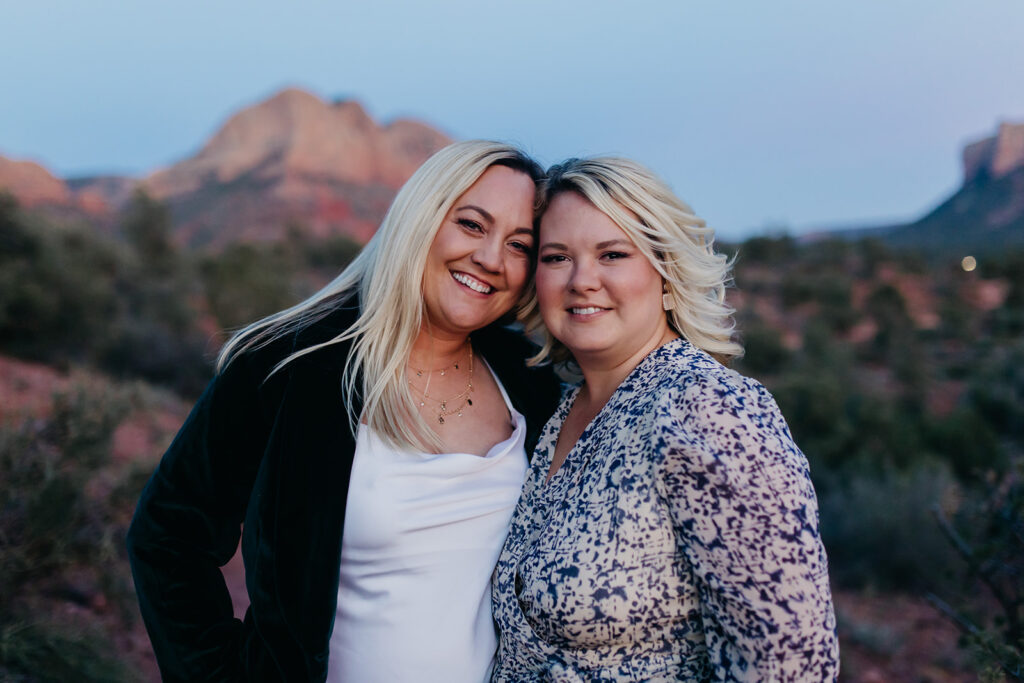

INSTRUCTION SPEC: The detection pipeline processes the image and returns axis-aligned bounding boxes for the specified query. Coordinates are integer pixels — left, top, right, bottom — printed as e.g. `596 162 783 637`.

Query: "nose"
471 234 504 274
568 258 600 293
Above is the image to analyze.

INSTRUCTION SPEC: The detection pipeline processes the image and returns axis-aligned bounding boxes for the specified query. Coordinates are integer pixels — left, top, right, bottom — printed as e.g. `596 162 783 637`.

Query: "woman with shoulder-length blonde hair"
127 140 563 682
491 157 839 681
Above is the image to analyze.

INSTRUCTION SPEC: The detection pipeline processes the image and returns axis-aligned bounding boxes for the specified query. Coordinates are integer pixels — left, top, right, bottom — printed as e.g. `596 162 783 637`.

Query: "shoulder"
218 294 362 395
648 339 808 482
644 339 776 423
630 338 765 416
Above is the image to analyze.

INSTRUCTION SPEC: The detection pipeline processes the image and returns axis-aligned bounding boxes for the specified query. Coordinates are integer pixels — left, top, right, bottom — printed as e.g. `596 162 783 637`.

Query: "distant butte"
0 87 452 248
143 87 452 247
962 121 1024 184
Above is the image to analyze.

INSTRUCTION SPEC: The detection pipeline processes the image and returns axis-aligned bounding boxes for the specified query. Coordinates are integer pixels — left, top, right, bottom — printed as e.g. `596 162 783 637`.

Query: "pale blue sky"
2 0 1022 239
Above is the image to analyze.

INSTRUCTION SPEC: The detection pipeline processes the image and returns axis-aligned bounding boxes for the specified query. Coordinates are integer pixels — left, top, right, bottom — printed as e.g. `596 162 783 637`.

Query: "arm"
126 350 276 682
653 375 839 681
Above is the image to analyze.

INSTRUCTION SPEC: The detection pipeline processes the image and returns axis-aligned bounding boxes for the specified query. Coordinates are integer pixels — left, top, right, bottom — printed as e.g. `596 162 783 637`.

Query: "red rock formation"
0 155 124 218
2 88 452 248
962 120 1024 183
0 155 72 206
145 88 452 248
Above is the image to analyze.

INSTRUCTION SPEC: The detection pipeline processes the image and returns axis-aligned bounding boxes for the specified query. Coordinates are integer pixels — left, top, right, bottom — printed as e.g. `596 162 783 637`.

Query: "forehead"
454 165 535 215
540 191 634 244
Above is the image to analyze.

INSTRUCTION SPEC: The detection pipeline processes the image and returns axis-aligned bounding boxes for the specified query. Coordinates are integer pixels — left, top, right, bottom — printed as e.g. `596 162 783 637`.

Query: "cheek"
616 264 662 306
535 268 564 307
505 258 532 296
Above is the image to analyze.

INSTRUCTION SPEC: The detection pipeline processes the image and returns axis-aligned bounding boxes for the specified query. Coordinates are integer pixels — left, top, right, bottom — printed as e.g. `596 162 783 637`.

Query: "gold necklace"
408 347 470 378
408 344 475 424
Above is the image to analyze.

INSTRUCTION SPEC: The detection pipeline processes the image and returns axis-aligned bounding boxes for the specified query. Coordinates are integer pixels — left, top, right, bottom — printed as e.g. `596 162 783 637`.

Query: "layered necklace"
408 341 475 425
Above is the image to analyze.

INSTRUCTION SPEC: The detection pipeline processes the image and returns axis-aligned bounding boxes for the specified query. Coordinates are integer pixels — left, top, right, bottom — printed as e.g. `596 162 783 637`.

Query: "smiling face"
421 164 537 339
536 191 674 367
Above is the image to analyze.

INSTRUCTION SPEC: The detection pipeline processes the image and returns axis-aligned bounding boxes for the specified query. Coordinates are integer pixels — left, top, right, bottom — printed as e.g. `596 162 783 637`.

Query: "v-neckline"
536 338 689 494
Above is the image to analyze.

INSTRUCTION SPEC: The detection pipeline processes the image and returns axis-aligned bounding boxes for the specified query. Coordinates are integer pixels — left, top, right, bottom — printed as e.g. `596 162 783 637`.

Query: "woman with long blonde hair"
127 140 562 682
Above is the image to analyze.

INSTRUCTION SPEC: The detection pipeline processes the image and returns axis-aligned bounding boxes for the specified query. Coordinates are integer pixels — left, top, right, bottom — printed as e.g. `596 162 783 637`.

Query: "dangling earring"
662 282 674 311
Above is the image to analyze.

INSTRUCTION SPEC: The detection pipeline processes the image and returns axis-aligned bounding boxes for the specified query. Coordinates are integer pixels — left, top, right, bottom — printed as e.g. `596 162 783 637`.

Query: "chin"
444 311 501 333
560 338 613 358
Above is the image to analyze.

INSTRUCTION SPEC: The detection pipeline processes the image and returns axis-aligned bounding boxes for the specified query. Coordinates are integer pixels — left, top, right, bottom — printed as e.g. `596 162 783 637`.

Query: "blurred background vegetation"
0 192 1021 680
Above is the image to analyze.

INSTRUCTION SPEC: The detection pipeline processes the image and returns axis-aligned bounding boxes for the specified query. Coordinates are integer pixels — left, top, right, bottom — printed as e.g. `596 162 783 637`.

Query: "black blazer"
126 299 562 682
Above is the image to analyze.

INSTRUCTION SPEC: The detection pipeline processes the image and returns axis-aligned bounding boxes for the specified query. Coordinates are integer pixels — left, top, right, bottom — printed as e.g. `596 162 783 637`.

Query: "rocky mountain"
0 156 111 217
882 121 1024 252
142 88 452 247
962 121 1024 184
0 88 452 247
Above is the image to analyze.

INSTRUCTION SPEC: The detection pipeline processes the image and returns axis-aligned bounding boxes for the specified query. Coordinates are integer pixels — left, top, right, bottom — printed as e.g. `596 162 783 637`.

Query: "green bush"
200 241 301 330
0 379 151 681
818 463 961 591
736 324 790 375
0 618 138 683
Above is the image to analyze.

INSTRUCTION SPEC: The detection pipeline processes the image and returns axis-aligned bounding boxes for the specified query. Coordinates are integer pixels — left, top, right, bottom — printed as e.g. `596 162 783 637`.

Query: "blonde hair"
217 140 544 452
523 156 743 364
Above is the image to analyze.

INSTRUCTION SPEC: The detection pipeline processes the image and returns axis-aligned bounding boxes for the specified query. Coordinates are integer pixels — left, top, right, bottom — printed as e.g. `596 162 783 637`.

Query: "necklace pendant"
419 401 425 407
440 401 446 410
440 370 445 376
467 398 472 406
438 415 445 424
416 370 422 377
457 410 463 417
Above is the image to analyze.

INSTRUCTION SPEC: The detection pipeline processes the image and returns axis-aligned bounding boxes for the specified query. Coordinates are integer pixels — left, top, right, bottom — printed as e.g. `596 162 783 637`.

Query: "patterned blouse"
491 339 839 681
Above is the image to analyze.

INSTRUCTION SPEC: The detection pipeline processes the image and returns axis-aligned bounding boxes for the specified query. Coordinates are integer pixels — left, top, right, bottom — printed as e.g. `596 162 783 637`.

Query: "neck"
575 325 678 409
409 325 471 368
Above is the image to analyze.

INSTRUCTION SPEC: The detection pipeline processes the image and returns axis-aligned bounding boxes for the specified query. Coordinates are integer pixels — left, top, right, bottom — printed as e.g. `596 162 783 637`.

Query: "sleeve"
125 351 276 683
653 374 840 681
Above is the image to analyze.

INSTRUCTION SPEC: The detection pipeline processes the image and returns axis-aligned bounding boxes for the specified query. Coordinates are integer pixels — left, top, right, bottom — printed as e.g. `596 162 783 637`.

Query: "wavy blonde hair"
522 156 743 364
217 140 544 452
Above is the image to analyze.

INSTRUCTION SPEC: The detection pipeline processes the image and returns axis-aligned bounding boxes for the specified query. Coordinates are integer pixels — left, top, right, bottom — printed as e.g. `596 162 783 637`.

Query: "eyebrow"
455 204 494 223
596 239 633 249
539 239 633 251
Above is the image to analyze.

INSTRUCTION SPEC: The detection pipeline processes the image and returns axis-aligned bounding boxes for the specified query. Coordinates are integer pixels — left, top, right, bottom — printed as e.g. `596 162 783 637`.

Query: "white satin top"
327 371 528 683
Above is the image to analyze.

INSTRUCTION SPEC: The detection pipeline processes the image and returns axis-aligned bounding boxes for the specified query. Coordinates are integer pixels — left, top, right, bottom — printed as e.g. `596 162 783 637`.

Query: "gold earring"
662 283 674 311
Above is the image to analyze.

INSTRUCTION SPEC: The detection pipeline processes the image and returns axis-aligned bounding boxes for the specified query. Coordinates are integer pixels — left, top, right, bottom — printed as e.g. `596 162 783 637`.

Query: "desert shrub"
926 408 1003 480
818 462 961 591
736 324 790 374
856 238 892 276
780 272 817 308
737 234 797 264
0 379 151 681
0 618 137 683
120 190 177 278
0 195 211 393
102 193 213 394
301 234 362 275
930 462 1024 680
200 241 301 330
864 285 914 358
0 382 128 605
0 201 121 363
967 341 1024 444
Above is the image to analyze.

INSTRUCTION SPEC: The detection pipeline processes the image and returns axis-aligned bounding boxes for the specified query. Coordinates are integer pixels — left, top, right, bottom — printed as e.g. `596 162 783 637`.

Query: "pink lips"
566 305 611 320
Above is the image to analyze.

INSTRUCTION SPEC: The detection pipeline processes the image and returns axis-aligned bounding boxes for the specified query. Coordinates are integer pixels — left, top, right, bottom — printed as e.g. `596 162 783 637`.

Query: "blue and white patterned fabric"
491 338 839 681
